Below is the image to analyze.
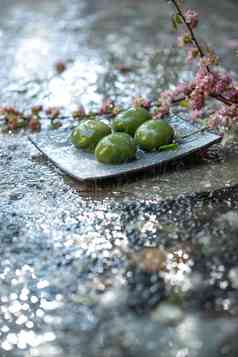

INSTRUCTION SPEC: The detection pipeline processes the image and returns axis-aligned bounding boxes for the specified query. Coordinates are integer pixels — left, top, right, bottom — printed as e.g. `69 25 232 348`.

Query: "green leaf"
171 15 178 31
175 14 183 25
179 99 189 108
171 13 183 31
183 34 193 45
159 143 178 151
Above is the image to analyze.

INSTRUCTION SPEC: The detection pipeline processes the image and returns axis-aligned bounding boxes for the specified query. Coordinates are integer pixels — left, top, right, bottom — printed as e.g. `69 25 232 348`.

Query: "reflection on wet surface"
0 0 238 356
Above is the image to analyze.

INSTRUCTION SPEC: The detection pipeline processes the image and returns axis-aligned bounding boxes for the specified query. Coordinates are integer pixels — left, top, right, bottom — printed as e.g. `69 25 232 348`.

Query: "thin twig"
210 94 236 107
180 126 208 139
170 0 205 59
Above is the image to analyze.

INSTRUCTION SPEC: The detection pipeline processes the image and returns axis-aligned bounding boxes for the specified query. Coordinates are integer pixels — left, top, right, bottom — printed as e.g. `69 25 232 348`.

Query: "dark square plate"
28 115 221 181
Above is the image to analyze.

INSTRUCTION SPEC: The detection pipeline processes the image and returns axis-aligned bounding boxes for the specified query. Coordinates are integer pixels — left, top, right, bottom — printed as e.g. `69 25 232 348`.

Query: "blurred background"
0 0 237 109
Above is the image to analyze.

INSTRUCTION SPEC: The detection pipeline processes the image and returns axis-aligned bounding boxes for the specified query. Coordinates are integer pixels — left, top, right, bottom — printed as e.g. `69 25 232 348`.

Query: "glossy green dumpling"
71 119 111 152
135 119 174 152
95 133 137 164
112 108 152 136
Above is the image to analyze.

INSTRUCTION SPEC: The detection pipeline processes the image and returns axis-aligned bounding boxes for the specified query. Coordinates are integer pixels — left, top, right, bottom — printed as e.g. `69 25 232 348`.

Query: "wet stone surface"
1 0 238 356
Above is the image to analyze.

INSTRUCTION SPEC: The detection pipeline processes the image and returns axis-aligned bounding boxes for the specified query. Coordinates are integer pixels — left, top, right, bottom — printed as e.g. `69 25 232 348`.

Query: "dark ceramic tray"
29 115 221 181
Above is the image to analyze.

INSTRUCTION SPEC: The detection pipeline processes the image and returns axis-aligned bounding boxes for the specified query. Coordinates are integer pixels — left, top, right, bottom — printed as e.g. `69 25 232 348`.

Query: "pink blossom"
200 52 219 66
174 83 195 97
191 109 203 120
212 72 232 95
195 69 215 96
208 105 238 128
132 96 151 109
159 90 174 106
153 104 170 119
190 89 205 110
184 9 199 29
99 99 114 115
187 47 199 64
195 66 209 83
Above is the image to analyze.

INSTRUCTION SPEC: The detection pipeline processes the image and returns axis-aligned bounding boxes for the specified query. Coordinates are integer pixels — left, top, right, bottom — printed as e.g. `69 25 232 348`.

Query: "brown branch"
170 0 205 59
169 0 238 108
172 94 234 107
210 94 235 107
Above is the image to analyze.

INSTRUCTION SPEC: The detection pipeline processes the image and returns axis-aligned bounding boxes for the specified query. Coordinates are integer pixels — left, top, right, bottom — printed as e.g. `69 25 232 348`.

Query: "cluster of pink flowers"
98 99 121 116
153 91 172 119
209 105 238 129
158 65 238 123
132 96 151 110
157 0 238 132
